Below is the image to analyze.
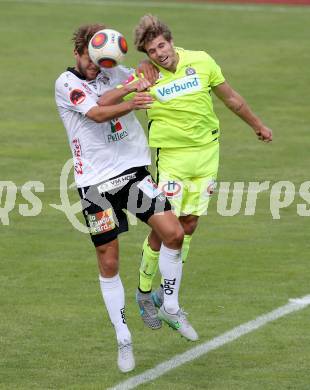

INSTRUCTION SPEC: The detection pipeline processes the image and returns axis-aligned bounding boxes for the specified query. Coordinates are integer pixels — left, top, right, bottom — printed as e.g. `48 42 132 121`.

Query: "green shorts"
156 141 219 216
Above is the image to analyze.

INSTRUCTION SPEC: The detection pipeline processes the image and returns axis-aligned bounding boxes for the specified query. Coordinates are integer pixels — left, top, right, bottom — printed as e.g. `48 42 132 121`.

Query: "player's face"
75 48 99 80
145 35 178 72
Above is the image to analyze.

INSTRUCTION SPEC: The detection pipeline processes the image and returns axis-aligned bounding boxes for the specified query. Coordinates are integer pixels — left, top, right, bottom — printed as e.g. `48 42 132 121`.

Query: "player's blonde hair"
134 14 172 53
73 23 106 55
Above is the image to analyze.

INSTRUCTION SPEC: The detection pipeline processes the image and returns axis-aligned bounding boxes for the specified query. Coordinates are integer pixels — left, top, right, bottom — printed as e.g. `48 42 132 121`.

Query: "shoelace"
178 308 190 327
119 342 132 359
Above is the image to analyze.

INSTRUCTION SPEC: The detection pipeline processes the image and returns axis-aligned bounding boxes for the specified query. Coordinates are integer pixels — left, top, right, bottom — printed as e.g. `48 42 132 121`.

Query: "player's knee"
96 246 118 276
163 226 184 249
181 216 199 235
183 221 197 235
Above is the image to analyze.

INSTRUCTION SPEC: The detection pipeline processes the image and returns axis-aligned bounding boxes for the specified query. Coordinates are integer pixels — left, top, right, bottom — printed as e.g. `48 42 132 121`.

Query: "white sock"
99 274 131 343
159 244 182 314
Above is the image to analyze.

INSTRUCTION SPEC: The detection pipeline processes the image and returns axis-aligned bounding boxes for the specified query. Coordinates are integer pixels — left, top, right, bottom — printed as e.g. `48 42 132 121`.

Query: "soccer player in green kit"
133 15 273 332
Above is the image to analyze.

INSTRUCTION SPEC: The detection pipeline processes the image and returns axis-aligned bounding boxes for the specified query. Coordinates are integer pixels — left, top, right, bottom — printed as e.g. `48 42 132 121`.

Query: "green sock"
139 237 160 292
181 234 192 263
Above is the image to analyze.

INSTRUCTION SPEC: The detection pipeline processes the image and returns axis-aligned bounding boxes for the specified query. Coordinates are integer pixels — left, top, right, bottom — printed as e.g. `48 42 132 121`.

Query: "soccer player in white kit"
55 24 198 373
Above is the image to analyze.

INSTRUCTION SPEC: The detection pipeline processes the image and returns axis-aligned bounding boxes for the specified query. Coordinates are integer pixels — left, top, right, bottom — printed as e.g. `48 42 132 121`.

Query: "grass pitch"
1 1 310 389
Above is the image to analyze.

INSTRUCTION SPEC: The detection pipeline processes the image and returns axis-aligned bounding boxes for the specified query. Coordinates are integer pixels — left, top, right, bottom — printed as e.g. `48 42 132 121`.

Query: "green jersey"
148 47 225 148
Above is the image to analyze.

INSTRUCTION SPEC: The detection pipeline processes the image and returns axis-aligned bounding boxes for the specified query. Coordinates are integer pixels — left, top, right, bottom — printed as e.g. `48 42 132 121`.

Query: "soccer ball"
88 28 128 68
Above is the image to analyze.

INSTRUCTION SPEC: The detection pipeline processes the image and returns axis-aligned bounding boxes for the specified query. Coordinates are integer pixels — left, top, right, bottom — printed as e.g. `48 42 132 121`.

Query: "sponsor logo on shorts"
155 75 202 102
161 181 182 198
97 172 136 193
87 208 115 235
137 176 163 199
204 180 217 197
70 89 86 105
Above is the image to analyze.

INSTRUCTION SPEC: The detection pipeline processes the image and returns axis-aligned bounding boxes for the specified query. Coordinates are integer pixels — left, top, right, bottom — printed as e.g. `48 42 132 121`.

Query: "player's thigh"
181 176 217 216
148 210 184 249
179 214 199 235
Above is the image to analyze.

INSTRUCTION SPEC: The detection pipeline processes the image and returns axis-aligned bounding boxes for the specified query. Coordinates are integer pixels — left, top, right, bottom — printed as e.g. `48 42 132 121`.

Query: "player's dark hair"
134 15 172 53
72 23 106 55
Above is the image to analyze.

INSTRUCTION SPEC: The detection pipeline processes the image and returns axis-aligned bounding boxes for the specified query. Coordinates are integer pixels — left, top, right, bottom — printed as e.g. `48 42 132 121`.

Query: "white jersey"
55 65 151 188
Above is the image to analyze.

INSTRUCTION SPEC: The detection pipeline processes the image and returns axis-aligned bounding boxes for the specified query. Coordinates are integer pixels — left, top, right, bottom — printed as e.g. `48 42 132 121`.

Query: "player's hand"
135 77 152 92
124 77 152 93
254 125 273 142
130 92 154 110
136 60 159 85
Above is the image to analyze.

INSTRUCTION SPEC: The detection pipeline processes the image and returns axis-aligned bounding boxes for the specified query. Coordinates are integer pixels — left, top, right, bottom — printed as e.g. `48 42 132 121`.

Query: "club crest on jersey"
161 180 182 198
186 67 196 76
155 75 202 102
70 89 86 105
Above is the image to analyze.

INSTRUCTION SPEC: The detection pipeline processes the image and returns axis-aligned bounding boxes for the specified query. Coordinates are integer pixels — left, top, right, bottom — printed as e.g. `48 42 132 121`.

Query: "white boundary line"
108 295 310 390
0 0 309 13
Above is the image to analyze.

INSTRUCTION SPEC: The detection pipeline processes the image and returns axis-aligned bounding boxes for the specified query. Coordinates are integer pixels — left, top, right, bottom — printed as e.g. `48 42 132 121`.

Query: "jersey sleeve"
207 54 225 87
55 74 98 115
116 73 139 102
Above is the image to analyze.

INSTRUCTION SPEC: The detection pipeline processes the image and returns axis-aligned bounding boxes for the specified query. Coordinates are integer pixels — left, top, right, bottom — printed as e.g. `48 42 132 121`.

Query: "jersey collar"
174 47 186 72
67 67 86 80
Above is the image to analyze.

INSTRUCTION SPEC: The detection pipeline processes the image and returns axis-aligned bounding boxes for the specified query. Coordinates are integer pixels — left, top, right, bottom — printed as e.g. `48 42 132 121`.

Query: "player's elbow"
86 107 108 123
87 114 103 123
225 96 243 113
222 96 235 109
94 113 108 123
92 116 103 123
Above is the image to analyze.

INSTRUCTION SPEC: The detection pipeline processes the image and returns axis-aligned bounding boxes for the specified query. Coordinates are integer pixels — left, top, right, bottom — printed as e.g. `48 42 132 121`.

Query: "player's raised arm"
213 81 273 142
98 77 152 106
136 60 159 85
87 92 153 122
